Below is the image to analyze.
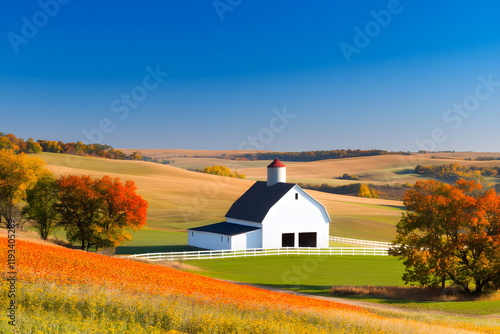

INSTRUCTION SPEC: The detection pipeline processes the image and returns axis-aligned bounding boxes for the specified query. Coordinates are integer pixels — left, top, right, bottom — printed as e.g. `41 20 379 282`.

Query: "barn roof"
189 222 260 236
267 158 286 168
225 181 296 223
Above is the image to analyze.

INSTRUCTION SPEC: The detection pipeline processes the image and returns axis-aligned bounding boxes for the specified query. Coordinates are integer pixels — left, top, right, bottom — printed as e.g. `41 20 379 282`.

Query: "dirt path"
227 281 500 320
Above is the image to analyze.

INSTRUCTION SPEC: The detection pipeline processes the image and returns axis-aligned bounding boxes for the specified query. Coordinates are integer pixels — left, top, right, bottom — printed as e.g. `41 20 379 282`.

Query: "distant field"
38 152 500 243
165 157 274 170
38 152 405 242
237 154 500 186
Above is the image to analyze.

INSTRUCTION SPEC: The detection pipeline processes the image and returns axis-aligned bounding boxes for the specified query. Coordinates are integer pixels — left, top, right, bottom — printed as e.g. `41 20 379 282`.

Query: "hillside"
38 152 404 241
237 154 500 186
2 237 488 333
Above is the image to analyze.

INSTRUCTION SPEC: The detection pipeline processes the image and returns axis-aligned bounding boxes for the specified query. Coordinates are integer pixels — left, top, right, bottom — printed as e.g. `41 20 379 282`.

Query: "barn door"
281 233 295 247
298 232 317 247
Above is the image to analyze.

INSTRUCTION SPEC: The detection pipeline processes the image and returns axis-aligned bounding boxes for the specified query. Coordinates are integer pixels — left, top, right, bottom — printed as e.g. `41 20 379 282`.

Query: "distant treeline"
219 149 412 162
0 132 172 165
472 156 500 161
415 163 500 182
298 183 380 198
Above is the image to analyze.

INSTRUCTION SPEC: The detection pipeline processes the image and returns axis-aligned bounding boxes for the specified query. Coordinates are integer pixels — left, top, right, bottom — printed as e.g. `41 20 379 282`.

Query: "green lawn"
183 255 500 316
360 298 500 316
116 229 197 254
185 256 404 291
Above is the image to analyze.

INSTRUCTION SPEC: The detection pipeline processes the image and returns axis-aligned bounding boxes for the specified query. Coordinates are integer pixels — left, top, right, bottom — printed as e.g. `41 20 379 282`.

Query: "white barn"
188 159 331 250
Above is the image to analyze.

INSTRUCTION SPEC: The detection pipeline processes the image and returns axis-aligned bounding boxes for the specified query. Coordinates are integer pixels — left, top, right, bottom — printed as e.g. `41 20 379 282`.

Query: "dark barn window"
299 232 317 247
282 233 295 247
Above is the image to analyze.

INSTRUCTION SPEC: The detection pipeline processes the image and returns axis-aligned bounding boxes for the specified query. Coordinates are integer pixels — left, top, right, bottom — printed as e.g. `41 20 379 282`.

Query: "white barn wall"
189 229 262 250
188 231 231 250
245 229 262 249
226 229 262 250
231 233 246 250
261 186 330 248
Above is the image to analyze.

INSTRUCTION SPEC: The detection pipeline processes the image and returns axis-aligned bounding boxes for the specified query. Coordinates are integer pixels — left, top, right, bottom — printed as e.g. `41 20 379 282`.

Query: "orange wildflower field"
4 237 367 314
1 236 495 333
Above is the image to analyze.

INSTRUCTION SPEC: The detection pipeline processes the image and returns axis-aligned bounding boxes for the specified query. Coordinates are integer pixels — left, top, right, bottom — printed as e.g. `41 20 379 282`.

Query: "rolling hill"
38 151 500 243
38 152 405 241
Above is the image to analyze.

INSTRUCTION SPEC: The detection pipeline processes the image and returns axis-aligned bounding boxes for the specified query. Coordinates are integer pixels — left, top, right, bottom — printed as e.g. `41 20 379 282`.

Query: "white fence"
120 246 390 262
329 236 394 248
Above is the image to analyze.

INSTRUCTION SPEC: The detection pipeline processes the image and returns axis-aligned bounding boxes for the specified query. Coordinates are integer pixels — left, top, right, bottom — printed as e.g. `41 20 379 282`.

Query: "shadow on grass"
236 283 333 297
394 169 415 175
116 245 201 255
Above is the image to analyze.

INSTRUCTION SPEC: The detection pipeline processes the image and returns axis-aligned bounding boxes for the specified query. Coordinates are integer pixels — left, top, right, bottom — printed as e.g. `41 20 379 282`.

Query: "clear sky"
1 0 499 152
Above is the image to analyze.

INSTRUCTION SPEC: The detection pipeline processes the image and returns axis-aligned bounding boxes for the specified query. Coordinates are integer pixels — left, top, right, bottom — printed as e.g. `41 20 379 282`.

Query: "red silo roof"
267 158 286 168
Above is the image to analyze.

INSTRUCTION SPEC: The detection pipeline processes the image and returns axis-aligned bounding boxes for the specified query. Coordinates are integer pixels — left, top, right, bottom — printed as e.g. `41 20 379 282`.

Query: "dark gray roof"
225 181 296 223
189 222 260 236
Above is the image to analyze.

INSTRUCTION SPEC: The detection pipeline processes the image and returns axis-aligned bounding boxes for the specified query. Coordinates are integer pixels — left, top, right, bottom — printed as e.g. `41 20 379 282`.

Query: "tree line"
298 183 380 198
0 132 172 165
0 149 148 251
218 149 411 162
414 163 500 182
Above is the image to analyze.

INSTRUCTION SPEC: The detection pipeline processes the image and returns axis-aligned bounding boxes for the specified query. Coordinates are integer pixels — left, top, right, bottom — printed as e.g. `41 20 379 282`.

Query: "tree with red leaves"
56 175 148 251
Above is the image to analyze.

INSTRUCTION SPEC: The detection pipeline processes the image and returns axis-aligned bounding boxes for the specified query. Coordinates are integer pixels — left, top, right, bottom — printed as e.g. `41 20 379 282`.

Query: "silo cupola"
267 158 286 186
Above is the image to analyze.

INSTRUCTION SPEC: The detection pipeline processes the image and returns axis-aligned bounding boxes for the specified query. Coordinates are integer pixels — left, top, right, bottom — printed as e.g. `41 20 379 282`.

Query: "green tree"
389 179 500 295
22 174 59 240
25 138 43 154
128 151 143 160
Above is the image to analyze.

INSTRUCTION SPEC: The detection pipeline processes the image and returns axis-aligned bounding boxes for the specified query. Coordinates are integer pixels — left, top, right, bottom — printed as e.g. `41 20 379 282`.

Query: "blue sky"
1 0 499 152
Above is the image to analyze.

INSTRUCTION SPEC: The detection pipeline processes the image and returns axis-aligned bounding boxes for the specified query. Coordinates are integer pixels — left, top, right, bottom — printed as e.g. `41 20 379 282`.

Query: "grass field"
180 256 500 319
115 229 197 254
38 152 406 242
9 236 499 333
14 236 495 334
359 298 500 316
185 256 405 289
236 153 500 186
37 151 500 243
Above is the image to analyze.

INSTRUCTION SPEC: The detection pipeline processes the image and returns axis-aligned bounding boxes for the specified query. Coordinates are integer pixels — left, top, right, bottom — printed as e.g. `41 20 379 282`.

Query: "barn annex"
188 159 331 250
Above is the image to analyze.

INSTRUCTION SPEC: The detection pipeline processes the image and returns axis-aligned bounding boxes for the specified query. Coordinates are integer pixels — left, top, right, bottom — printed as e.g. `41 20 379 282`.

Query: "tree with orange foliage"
389 179 500 295
56 175 148 251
